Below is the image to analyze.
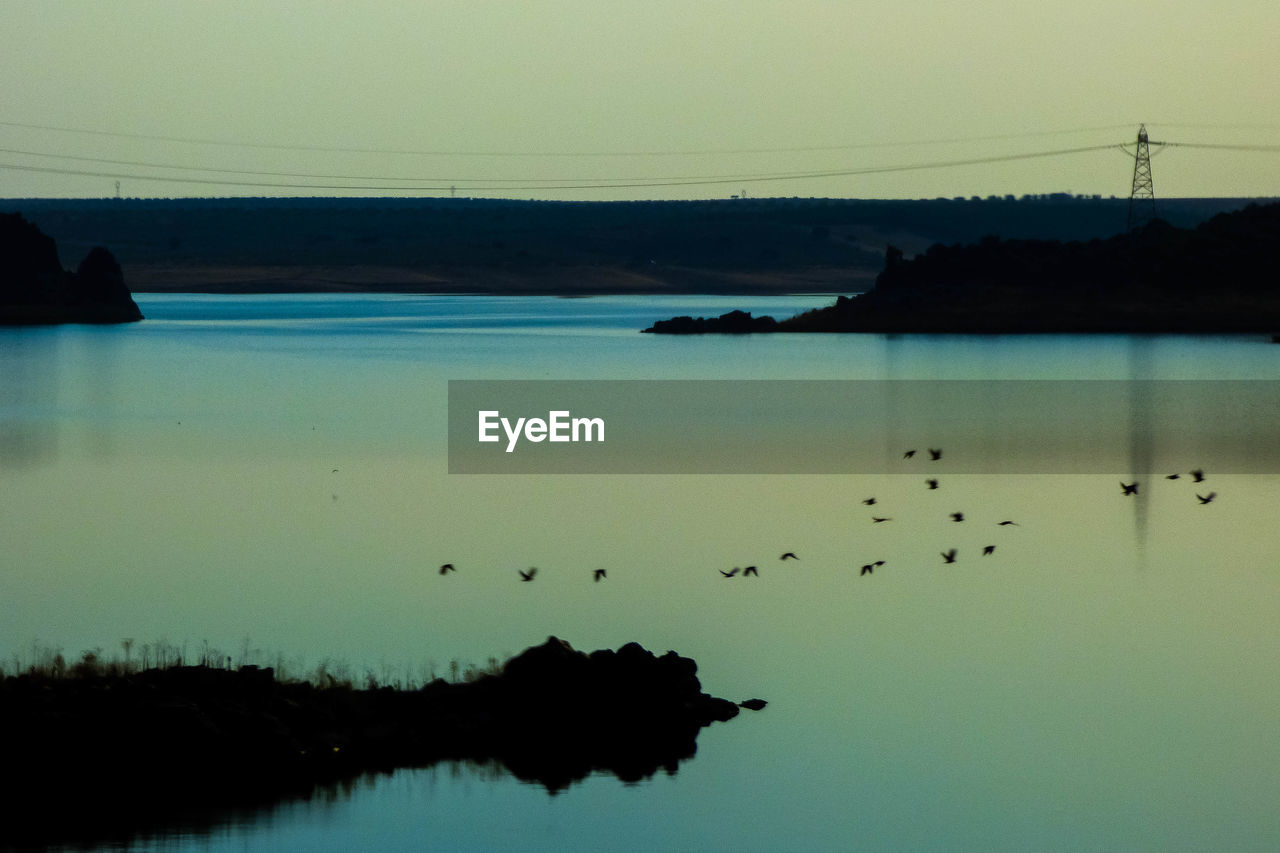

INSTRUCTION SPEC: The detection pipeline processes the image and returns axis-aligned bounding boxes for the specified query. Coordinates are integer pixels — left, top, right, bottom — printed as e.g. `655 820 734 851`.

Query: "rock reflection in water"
2 637 750 848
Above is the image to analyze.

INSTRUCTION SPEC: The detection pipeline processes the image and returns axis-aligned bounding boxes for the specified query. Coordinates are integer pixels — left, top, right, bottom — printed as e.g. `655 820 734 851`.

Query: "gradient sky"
2 1 1278 200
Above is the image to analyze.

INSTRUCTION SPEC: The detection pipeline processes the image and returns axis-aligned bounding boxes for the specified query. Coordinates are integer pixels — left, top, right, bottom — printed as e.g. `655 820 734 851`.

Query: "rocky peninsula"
644 201 1280 334
2 637 753 845
0 211 142 325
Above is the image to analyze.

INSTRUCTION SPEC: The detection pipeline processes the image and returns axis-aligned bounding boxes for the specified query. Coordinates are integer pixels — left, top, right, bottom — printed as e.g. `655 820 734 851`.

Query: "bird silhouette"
903 449 917 459
1121 482 1139 496
1191 469 1206 483
950 512 965 522
860 563 875 575
742 565 759 577
439 563 456 575
928 448 942 460
997 520 1019 526
941 549 957 563
872 516 892 523
1196 492 1217 504
982 545 995 556
926 478 939 490
519 568 537 582
862 497 877 505
720 568 740 578
593 569 607 581
780 552 798 561
1165 473 1181 480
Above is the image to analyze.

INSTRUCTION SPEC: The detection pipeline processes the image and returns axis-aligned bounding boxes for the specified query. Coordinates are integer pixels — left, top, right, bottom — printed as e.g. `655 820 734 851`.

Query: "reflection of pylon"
1127 124 1156 230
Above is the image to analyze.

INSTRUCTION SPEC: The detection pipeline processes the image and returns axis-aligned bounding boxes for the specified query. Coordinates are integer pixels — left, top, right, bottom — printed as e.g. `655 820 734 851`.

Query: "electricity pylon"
1127 124 1156 230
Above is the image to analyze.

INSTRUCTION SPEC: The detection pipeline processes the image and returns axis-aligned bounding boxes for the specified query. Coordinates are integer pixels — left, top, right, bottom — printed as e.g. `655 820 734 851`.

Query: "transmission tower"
1127 124 1156 230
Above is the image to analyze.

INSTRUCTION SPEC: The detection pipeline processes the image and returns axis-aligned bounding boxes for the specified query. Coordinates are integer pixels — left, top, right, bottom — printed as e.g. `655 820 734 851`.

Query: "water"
3 293 1279 851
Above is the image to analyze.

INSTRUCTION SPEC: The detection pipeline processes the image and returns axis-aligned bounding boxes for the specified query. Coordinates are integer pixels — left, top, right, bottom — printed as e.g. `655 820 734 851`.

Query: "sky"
2 1 1278 201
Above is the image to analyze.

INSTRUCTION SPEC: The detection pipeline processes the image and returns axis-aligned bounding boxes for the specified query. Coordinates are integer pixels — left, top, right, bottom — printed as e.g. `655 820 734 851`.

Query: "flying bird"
926 478 939 490
872 516 892 523
593 569 607 581
1196 492 1217 504
928 448 942 460
780 552 798 561
1165 473 1181 480
950 512 965 522
1191 469 1206 483
982 545 995 556
742 565 759 577
903 449 917 459
519 568 537 582
1121 482 1139 496
720 568 740 578
439 563 456 575
997 520 1019 526
941 549 957 564
860 563 875 575
862 497 877 505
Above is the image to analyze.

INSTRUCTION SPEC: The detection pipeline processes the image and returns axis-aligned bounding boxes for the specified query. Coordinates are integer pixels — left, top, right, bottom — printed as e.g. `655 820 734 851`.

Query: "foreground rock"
0 212 143 324
1 638 749 844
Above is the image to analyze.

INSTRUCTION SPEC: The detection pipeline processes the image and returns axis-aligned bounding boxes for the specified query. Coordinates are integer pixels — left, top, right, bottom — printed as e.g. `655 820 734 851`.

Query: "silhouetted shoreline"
643 201 1280 333
1 637 751 847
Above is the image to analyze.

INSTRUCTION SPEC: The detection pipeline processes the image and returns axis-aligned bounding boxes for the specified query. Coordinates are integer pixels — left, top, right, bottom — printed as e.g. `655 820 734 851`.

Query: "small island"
0 211 143 325
2 637 754 845
644 201 1280 334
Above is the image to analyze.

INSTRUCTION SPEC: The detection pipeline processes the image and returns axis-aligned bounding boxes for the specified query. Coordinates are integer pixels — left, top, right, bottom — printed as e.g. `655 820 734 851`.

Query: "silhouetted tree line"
647 201 1280 333
7 195 1260 294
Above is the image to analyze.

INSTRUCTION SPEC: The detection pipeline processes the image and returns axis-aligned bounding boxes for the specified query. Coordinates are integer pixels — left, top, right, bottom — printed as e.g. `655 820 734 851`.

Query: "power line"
1152 141 1280 153
0 118 1137 158
0 143 1127 192
0 145 932 185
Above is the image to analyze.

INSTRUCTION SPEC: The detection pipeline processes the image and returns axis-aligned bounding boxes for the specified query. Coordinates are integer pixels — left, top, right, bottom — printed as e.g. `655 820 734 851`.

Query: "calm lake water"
3 293 1279 851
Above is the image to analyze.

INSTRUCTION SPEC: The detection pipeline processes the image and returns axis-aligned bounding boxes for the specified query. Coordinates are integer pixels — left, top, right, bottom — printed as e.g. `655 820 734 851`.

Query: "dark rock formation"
642 309 778 334
0 212 143 324
0 638 749 846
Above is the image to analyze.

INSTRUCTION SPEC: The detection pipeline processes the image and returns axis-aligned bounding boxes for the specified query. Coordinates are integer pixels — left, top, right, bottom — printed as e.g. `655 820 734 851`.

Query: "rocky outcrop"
642 309 778 334
0 212 143 324
1 638 751 844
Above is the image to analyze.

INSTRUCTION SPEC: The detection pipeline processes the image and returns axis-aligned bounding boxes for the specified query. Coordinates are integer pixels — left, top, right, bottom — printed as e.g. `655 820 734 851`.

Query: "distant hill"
644 201 1280 333
5 195 1266 295
0 212 142 325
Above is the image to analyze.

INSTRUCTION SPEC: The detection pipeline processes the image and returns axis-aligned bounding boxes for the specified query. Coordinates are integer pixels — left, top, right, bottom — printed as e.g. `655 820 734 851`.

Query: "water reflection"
0 328 60 467
5 296 1279 852
0 324 128 468
1126 339 1155 546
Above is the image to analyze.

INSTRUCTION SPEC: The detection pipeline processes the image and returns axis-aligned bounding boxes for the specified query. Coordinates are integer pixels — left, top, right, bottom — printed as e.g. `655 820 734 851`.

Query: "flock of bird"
429 447 1218 585
1121 468 1215 504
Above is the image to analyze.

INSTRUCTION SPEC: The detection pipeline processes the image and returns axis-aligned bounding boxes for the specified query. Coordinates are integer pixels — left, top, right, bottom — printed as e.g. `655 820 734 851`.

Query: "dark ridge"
7 195 1263 295
0 212 143 325
643 200 1280 334
0 637 749 847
